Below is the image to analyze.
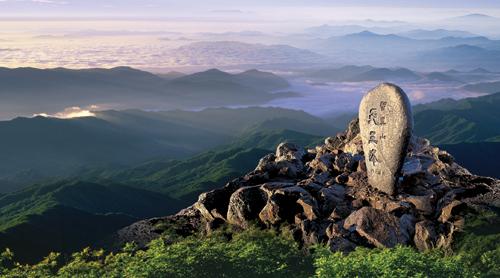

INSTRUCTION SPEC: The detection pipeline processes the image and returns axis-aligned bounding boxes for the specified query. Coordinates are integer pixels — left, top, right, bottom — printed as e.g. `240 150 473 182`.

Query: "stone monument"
359 83 413 195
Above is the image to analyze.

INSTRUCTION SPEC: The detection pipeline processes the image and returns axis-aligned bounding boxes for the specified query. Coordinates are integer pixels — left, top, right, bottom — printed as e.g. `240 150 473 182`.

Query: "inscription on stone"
359 83 413 195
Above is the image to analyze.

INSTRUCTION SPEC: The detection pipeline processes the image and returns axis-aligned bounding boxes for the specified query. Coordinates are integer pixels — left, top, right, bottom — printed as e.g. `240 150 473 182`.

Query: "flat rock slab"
359 83 413 195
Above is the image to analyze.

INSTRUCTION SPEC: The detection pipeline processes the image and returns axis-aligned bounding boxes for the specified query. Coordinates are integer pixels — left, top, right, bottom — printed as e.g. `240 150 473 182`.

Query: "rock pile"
118 118 499 252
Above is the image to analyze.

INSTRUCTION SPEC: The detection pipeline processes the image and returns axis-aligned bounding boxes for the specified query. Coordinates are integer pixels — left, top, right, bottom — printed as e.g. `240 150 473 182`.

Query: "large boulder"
227 186 268 228
255 143 307 178
343 207 409 248
195 178 246 223
259 186 312 225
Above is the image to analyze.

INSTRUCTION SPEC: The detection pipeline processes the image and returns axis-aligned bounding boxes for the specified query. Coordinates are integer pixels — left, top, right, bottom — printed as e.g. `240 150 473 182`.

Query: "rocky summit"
118 118 499 253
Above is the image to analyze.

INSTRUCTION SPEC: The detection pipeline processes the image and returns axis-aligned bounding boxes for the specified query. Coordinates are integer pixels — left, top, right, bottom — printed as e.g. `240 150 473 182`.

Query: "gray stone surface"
359 83 413 195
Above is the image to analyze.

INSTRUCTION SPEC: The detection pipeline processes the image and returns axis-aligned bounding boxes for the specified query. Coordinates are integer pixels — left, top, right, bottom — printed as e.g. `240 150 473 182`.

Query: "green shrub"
0 228 313 278
0 226 495 278
313 246 477 278
453 209 500 278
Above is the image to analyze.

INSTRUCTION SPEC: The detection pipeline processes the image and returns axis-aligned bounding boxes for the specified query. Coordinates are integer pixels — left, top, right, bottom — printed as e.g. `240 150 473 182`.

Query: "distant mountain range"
445 13 500 25
463 80 500 94
177 26 500 71
166 41 326 66
303 30 500 70
304 24 481 40
0 107 338 193
313 31 499 54
414 92 500 144
415 45 500 71
303 24 405 38
305 65 460 83
397 29 478 40
0 67 292 119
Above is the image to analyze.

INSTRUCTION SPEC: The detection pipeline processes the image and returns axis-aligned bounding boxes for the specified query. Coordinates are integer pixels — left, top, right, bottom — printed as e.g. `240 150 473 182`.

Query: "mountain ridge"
0 67 293 119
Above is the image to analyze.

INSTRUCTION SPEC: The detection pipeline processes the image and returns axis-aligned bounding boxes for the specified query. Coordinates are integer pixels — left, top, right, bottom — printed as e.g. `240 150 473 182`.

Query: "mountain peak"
461 13 493 18
118 118 499 253
451 13 498 21
469 67 490 73
204 68 227 74
353 30 378 36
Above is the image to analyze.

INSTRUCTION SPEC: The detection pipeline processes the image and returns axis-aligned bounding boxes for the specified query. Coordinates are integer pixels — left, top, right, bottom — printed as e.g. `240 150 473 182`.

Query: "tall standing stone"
359 83 413 195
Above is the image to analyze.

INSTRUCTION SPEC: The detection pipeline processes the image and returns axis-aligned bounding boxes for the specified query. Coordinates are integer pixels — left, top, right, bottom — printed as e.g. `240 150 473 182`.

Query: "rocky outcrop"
117 118 500 253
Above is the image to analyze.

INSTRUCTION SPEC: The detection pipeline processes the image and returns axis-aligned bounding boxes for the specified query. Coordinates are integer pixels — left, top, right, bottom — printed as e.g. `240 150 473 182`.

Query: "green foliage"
1 227 493 278
0 180 181 263
96 147 271 201
1 228 313 278
94 129 321 201
453 209 500 278
313 246 476 278
413 92 500 144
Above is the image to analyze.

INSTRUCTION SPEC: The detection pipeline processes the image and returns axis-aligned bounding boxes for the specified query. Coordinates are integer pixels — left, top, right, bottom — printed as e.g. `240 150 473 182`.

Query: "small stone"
325 136 344 151
438 200 466 223
406 194 435 215
328 237 357 253
255 153 276 172
414 220 437 251
399 214 416 242
319 185 346 215
312 172 331 184
346 118 360 141
351 199 364 209
312 153 334 172
335 173 349 184
357 158 367 172
329 209 343 220
301 181 324 193
258 186 311 225
437 150 454 164
359 83 413 195
346 171 368 187
297 197 320 221
333 153 352 172
402 157 425 176
276 142 306 162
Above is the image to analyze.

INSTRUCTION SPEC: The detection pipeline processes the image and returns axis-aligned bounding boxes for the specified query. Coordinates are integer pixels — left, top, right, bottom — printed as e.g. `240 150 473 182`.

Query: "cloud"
0 0 68 4
210 9 246 14
409 90 426 101
0 48 19 51
34 106 96 119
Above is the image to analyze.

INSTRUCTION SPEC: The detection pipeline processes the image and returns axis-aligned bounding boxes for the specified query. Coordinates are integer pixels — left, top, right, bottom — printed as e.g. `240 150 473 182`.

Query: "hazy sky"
1 0 500 20
1 0 500 70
